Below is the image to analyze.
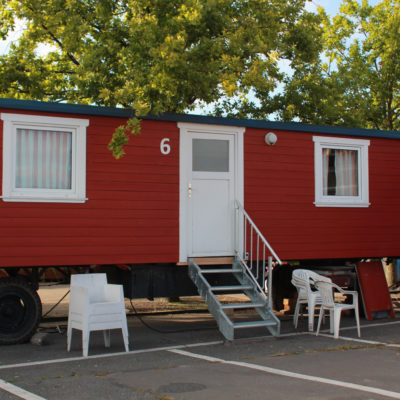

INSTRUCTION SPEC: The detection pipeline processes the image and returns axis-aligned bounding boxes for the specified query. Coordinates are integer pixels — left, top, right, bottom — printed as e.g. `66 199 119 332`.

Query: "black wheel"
0 277 42 345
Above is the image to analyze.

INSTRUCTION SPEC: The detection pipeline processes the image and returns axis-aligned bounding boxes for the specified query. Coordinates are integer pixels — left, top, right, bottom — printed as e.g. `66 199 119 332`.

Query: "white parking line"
310 319 400 347
329 319 400 333
316 332 400 347
0 331 311 371
0 340 224 371
0 320 399 372
170 348 400 399
0 378 47 400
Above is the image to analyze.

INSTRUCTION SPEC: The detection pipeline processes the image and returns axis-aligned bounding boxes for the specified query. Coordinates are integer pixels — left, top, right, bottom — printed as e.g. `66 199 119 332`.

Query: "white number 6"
160 138 171 155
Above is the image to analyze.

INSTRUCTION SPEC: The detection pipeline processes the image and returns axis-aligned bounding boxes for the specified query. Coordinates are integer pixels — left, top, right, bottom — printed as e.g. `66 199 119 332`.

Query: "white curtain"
322 148 358 196
16 129 72 189
322 148 330 195
334 149 358 196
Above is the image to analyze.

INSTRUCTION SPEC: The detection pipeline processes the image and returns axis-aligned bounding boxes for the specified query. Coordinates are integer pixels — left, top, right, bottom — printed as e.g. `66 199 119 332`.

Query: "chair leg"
354 305 361 337
82 330 90 357
67 323 72 352
122 324 129 353
316 307 324 336
293 300 301 328
329 309 334 334
333 309 342 339
308 299 316 332
103 330 111 348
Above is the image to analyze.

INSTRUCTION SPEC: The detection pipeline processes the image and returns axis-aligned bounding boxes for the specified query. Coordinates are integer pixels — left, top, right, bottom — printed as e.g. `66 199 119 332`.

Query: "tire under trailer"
0 277 42 345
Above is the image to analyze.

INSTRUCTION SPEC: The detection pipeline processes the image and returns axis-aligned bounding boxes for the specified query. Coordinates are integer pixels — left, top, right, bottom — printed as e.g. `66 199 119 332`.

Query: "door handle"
188 182 192 198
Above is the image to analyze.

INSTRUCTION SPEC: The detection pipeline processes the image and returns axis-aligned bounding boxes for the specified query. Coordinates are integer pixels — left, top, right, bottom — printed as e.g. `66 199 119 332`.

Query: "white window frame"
1 113 89 203
313 136 370 207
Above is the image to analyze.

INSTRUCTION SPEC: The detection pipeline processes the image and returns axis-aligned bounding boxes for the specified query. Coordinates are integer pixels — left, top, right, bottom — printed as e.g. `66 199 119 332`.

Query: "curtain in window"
322 148 330 195
15 129 72 189
322 148 358 196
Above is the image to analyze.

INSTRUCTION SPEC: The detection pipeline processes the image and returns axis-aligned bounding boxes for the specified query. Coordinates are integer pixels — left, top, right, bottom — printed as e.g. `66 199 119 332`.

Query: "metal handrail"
235 200 282 305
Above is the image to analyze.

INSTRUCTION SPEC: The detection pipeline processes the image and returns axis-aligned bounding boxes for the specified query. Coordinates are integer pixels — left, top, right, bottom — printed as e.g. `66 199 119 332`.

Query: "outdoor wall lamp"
265 132 277 146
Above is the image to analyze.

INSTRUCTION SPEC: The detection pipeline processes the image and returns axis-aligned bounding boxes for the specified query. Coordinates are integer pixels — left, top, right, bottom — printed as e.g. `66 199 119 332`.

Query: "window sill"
314 201 370 208
1 196 88 203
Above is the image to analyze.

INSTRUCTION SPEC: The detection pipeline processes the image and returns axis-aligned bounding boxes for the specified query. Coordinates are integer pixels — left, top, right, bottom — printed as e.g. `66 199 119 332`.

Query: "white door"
179 124 245 262
190 132 234 256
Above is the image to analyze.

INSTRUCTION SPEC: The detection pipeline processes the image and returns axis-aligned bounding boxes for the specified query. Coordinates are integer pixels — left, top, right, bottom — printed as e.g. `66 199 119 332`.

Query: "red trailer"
1 98 399 343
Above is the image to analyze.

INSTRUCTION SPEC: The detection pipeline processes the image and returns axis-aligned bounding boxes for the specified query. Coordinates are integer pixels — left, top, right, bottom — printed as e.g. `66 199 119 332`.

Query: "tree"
276 0 400 131
0 0 320 157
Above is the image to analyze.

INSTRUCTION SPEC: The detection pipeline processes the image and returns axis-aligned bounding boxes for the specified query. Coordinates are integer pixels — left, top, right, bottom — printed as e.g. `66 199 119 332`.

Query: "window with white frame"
1 113 89 203
313 136 370 207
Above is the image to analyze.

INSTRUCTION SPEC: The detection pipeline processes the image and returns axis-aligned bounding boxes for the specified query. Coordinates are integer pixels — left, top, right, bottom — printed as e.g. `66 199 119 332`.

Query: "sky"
306 0 381 15
0 19 25 55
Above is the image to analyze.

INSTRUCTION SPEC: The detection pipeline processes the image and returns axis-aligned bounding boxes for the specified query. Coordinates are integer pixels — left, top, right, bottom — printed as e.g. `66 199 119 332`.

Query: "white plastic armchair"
315 280 361 339
291 269 332 331
67 273 129 357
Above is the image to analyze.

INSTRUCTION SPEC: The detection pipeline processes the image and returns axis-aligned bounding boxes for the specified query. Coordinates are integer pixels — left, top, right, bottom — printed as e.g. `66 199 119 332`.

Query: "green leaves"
0 0 311 101
108 117 141 159
280 0 400 131
0 0 320 156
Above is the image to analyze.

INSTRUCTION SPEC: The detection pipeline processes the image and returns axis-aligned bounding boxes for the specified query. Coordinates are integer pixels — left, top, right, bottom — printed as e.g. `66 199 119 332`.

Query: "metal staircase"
188 257 280 340
187 201 282 341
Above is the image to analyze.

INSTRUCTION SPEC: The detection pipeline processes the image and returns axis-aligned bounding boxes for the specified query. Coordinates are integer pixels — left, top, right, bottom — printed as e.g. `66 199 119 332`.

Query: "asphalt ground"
1 285 400 399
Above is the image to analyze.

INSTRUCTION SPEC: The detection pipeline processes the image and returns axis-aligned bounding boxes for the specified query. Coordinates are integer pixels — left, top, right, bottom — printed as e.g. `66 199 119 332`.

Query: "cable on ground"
128 299 216 334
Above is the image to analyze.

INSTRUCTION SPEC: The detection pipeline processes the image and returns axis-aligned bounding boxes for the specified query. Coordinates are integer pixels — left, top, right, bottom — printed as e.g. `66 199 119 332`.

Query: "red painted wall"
244 127 400 260
1 107 399 268
0 109 180 267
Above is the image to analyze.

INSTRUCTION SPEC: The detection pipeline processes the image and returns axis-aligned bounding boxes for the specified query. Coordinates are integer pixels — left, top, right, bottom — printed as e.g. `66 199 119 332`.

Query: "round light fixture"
265 132 277 146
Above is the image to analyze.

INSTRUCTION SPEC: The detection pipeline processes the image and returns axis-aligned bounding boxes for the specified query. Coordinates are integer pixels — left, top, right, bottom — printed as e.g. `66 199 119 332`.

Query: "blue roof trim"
0 98 136 118
1 97 399 140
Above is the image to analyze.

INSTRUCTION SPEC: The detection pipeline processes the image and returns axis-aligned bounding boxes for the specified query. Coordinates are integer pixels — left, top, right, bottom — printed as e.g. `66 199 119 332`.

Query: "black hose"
128 299 216 334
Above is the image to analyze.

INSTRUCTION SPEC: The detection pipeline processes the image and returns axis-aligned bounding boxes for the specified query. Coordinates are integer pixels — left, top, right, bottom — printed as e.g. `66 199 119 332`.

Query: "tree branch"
40 24 80 66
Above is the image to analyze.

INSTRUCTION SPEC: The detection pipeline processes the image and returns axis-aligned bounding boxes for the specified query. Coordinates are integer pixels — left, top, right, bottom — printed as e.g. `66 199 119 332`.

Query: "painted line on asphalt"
1 319 399 371
335 319 400 332
0 378 47 400
306 319 400 337
169 348 400 399
316 332 400 347
310 319 400 346
0 340 224 371
0 331 304 371
356 320 400 329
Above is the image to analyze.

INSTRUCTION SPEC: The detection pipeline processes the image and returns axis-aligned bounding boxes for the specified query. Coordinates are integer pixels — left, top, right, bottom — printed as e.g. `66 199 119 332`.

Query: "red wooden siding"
0 109 180 267
1 106 400 268
244 128 400 261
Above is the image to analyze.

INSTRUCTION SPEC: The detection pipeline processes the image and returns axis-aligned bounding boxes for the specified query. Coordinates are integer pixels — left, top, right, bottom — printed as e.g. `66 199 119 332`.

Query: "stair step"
210 285 253 292
179 257 234 266
200 268 242 274
233 320 278 329
221 302 265 309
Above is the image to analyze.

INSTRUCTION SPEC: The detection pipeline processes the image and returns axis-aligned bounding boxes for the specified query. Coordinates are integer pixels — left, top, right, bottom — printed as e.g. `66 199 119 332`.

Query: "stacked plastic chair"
67 273 129 357
291 269 332 331
315 280 361 339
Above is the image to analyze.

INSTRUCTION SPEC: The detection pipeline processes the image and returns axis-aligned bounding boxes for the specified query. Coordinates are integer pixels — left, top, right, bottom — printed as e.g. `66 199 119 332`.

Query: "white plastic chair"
291 269 332 331
67 273 129 357
315 280 361 339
